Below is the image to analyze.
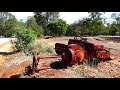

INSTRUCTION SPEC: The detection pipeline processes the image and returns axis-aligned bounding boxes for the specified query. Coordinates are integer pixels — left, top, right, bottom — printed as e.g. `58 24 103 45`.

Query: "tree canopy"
47 19 67 36
1 12 120 38
34 12 59 35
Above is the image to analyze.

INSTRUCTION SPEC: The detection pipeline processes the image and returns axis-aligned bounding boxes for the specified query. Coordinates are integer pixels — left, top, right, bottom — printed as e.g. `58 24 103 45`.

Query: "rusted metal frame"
32 55 60 74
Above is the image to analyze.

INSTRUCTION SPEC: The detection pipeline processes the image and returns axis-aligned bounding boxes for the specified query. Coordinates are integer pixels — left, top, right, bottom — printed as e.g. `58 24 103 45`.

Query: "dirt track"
0 37 120 78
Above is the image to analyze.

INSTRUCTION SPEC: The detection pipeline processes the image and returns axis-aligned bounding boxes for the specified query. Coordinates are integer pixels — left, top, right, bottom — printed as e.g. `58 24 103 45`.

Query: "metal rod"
36 67 50 71
37 55 61 60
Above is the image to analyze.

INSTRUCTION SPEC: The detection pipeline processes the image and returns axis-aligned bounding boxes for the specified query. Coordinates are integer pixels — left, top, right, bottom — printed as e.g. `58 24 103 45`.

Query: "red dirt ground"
0 37 120 78
0 61 31 78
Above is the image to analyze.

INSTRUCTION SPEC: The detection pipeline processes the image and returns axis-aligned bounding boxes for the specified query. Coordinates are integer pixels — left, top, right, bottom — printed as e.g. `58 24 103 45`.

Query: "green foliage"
14 25 36 54
109 13 120 36
0 12 18 37
66 23 81 36
66 24 76 36
4 18 19 37
1 12 120 41
88 12 104 35
115 31 120 35
26 16 44 37
34 12 59 35
66 12 107 36
47 19 67 36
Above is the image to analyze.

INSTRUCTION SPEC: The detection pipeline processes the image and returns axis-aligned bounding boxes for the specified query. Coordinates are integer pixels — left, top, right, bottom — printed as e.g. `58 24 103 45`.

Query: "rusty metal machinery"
68 38 111 66
26 37 111 75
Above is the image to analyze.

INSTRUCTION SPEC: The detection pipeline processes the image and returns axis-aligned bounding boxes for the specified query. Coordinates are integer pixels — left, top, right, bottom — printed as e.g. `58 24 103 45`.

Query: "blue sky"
11 12 117 24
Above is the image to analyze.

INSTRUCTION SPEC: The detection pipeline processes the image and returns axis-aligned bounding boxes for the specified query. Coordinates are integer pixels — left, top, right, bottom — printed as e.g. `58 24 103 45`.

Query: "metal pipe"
36 55 61 60
36 67 50 71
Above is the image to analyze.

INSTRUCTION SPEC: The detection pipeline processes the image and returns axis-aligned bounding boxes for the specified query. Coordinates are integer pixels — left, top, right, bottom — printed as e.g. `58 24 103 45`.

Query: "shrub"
14 26 36 55
116 31 120 36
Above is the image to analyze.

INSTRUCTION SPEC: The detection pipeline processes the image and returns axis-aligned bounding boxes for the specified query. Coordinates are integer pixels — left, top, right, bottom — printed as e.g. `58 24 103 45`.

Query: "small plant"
14 26 36 55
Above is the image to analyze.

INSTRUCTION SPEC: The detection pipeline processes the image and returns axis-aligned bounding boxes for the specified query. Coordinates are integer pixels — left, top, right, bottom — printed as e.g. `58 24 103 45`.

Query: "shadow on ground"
102 58 113 62
50 60 70 69
10 74 21 78
0 50 20 55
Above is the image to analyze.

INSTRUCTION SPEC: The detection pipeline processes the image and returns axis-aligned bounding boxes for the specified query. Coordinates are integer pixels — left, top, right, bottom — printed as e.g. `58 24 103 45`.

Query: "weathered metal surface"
96 50 111 59
67 38 111 61
55 43 67 55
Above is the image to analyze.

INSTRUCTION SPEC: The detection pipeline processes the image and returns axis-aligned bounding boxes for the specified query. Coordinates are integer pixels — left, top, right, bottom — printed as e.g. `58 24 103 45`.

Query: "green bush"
47 19 67 37
116 31 120 36
14 26 36 54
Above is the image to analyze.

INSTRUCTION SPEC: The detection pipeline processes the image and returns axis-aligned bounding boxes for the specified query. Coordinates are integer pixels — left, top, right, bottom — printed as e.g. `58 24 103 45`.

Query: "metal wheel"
61 48 75 66
67 48 75 65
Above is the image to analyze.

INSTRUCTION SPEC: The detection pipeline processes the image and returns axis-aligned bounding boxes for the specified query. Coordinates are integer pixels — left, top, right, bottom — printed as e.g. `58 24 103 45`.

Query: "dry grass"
32 39 56 55
66 63 108 78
